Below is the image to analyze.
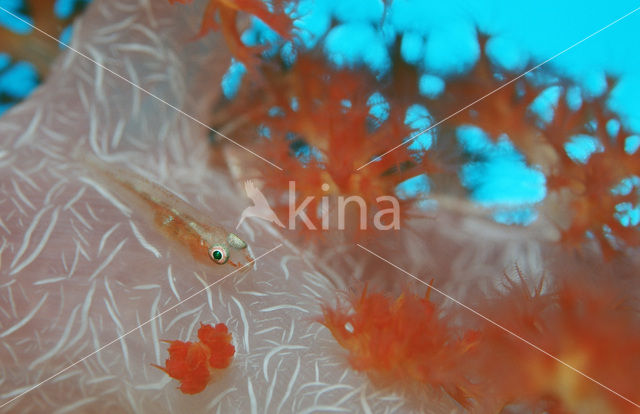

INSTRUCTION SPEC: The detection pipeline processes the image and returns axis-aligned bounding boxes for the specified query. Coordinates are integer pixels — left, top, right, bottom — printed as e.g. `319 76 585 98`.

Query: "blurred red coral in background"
471 271 640 413
169 0 292 66
1 0 90 112
175 0 639 253
422 37 640 258
219 55 441 239
319 272 640 412
0 0 88 79
543 90 640 258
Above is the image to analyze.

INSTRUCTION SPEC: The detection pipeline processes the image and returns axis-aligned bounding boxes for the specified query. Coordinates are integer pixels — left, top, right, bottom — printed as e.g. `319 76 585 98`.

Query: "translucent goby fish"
79 153 252 270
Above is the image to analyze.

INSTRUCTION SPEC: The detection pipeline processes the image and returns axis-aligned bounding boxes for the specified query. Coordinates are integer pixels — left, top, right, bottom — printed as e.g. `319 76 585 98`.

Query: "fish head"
201 231 253 271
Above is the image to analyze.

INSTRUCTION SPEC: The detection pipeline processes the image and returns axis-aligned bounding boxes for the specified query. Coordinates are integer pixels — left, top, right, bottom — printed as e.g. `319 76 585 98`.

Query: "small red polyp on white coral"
153 323 235 394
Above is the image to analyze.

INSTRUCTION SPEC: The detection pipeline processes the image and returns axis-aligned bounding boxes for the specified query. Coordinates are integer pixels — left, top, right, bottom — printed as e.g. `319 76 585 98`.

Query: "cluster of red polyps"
153 323 235 394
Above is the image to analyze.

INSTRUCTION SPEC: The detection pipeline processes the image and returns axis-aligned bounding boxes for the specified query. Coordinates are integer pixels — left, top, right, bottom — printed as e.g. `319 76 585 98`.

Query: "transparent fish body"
81 154 251 269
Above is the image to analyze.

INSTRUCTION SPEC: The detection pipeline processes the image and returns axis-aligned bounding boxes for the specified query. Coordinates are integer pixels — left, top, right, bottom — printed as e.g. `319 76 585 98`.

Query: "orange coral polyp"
320 288 478 406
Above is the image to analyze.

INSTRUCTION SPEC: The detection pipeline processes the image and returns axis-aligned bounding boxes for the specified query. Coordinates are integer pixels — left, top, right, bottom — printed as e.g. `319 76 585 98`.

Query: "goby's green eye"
208 245 229 264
